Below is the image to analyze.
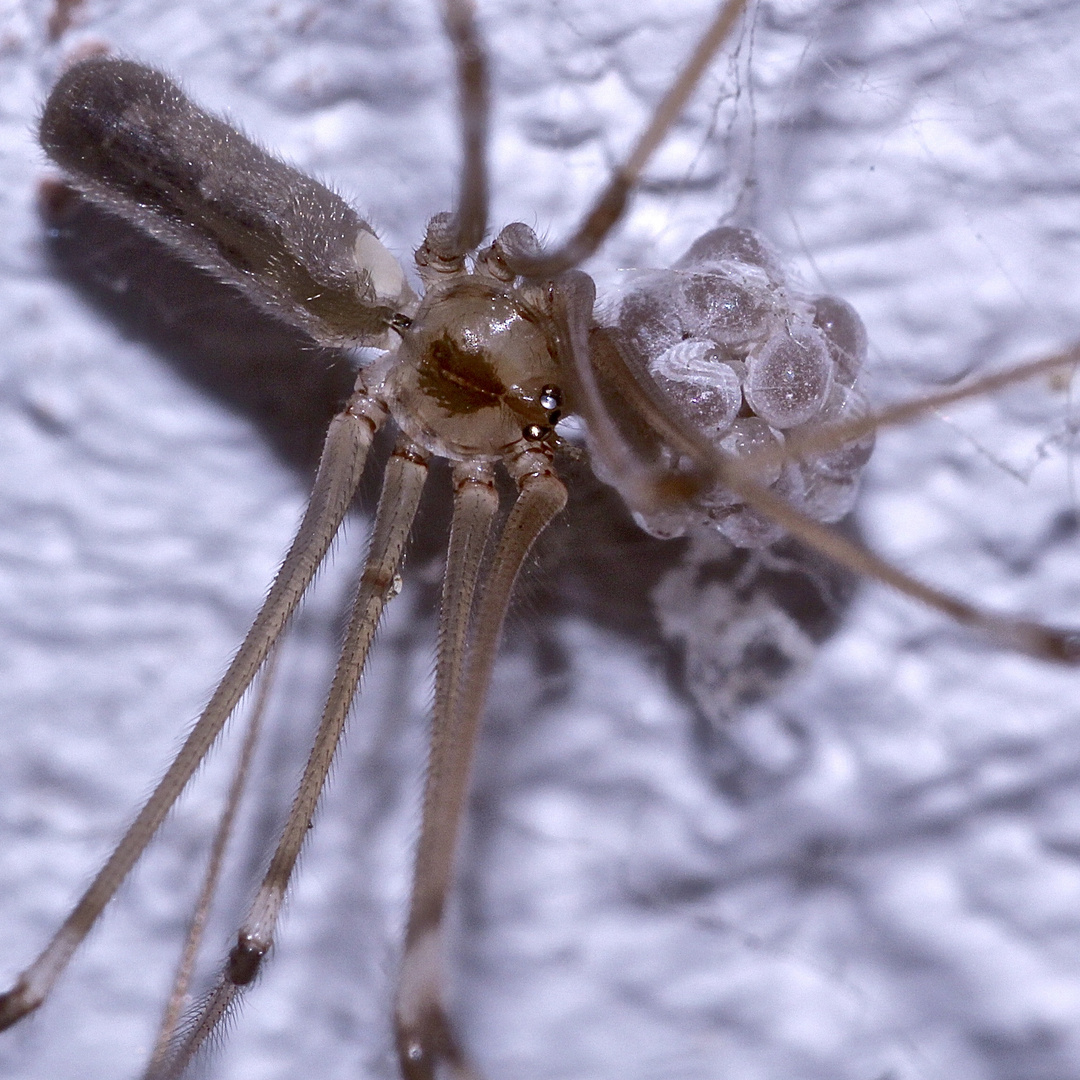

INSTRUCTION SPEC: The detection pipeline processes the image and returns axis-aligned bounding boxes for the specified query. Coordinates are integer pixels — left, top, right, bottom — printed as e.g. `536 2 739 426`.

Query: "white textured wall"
1 1 1079 1078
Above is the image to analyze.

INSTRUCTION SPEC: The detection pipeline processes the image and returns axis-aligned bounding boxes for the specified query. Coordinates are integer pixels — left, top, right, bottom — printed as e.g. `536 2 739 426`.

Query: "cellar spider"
2 0 1080 1077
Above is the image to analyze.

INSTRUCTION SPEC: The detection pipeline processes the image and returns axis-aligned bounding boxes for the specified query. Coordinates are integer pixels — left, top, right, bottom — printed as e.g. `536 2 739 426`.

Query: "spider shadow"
39 186 859 798
519 468 861 798
39 182 355 472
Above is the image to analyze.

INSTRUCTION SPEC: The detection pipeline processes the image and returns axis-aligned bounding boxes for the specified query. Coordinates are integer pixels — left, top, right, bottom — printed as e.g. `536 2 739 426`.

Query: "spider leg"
143 645 282 1079
780 346 1080 466
511 0 749 277
395 449 567 1080
713 348 1080 662
149 434 429 1079
0 387 385 1032
722 470 1080 663
393 460 499 1080
442 0 491 254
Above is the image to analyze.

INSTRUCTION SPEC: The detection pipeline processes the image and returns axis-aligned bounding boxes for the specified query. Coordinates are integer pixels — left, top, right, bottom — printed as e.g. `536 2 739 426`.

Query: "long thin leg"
395 461 500 1080
143 644 281 1079
510 0 749 277
428 462 501 802
0 387 385 1031
442 0 490 254
722 347 1080 662
396 450 567 1080
781 345 1080 465
719 467 1080 662
150 437 428 1080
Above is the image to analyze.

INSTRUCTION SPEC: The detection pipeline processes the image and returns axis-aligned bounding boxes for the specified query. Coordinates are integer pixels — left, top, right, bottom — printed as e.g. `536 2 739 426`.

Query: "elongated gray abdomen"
40 57 413 347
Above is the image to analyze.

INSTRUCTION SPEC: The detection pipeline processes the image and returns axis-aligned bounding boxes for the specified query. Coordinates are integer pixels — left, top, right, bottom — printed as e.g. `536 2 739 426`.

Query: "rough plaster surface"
1 1 1079 1078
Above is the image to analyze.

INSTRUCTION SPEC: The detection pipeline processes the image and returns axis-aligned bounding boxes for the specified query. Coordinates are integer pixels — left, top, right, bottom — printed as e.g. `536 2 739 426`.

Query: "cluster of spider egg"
616 226 875 548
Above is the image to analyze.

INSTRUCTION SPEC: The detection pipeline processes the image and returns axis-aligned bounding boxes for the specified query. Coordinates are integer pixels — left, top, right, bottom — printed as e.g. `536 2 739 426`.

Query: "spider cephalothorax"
383 226 565 461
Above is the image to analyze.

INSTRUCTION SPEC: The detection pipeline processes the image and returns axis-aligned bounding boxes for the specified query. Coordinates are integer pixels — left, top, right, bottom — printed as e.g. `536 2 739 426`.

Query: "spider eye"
523 423 549 441
539 384 561 412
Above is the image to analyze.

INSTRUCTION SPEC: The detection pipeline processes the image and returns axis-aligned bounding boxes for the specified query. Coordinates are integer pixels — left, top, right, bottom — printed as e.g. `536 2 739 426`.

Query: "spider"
2 1 1080 1079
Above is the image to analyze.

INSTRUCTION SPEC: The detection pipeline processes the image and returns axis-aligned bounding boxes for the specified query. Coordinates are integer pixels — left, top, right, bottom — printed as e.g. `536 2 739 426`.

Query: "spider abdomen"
39 56 413 348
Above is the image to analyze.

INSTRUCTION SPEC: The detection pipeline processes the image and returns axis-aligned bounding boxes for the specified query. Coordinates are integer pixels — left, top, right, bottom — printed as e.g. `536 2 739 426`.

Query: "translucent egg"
811 294 868 387
648 339 743 437
744 323 833 429
676 225 786 283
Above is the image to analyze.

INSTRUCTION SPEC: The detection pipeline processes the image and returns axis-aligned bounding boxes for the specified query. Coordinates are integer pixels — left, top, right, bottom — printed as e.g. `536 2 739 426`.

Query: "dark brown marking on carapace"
419 333 509 415
405 278 560 431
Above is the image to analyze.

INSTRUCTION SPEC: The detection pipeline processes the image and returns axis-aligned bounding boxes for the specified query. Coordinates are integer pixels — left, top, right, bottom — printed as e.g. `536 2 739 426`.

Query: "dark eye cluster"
617 226 874 547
